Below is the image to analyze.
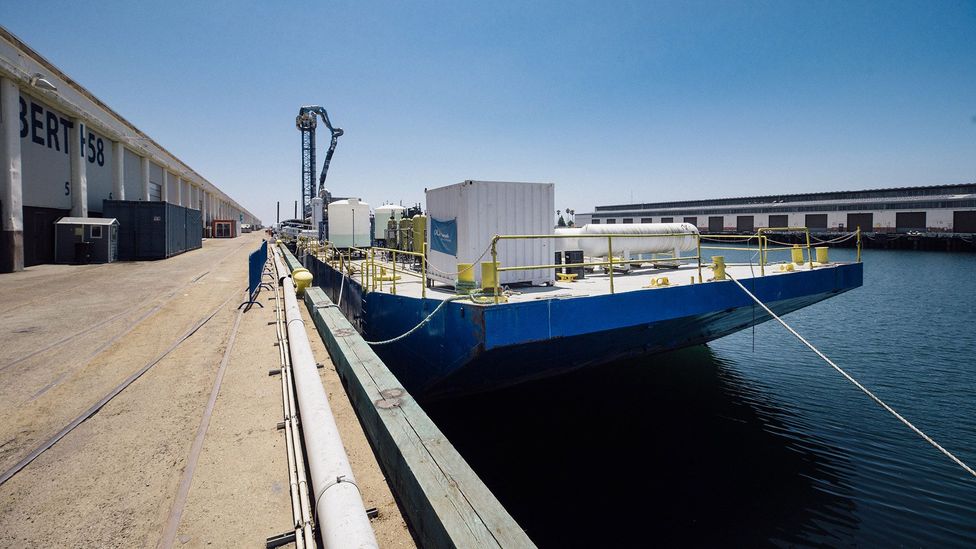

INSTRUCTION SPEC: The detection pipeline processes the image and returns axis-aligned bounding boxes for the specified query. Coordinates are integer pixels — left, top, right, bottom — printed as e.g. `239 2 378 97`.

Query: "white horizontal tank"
327 198 371 248
426 180 555 287
554 223 699 256
373 204 406 239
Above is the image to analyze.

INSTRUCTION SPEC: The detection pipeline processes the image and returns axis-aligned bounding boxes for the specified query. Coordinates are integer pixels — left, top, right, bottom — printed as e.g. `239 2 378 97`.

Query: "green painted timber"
302 283 535 548
280 244 304 272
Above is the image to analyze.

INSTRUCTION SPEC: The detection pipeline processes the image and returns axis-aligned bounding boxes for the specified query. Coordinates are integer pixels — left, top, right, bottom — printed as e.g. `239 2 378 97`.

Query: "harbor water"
425 247 976 546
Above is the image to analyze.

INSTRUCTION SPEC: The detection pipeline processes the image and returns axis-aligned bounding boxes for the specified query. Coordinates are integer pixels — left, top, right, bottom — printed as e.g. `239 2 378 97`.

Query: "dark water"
426 248 976 547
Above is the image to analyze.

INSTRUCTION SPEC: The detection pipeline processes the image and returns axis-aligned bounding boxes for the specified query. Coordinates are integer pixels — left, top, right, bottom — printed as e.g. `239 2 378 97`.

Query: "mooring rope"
726 273 976 479
364 295 469 345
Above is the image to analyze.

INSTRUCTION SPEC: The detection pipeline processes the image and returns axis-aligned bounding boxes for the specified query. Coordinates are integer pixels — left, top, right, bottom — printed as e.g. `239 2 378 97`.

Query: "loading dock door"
805 214 828 229
847 213 873 233
736 215 754 232
953 211 976 233
683 217 697 228
23 207 66 267
768 214 789 228
708 216 724 232
895 212 926 232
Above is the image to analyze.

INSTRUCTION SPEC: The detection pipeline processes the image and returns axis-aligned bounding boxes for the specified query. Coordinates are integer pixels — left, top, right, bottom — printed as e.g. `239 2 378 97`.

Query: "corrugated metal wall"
426 181 554 286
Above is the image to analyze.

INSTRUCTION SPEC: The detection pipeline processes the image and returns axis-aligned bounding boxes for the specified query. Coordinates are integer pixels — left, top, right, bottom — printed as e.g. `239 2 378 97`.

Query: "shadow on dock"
425 345 859 547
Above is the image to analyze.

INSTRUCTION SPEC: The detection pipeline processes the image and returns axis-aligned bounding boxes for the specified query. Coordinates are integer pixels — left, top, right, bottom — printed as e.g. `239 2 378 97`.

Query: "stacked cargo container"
102 200 203 260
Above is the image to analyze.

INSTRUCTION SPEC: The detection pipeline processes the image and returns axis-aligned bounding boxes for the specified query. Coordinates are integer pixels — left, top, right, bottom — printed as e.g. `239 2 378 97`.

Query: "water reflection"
426 345 858 547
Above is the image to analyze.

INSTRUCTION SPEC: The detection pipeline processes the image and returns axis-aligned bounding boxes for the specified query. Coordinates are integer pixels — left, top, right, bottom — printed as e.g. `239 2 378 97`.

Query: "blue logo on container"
430 217 457 256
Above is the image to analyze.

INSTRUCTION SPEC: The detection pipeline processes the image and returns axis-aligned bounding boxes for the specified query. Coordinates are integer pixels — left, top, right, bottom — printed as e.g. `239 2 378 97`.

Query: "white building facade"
0 26 259 271
585 184 976 234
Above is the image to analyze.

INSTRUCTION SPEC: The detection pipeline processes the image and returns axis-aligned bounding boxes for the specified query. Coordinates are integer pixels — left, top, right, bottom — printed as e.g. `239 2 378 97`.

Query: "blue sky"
3 1 974 224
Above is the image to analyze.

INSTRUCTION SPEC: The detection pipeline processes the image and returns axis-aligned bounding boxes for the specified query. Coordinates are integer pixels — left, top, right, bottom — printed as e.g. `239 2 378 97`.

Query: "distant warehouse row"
578 183 976 234
0 26 260 272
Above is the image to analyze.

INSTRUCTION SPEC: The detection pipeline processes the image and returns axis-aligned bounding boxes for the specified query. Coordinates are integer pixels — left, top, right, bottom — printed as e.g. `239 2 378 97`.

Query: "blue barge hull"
303 255 863 401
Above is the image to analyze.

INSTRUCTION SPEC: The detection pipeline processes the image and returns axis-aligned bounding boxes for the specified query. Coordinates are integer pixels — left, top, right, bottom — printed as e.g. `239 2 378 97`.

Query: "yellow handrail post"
607 236 615 294
491 237 499 305
392 250 397 295
856 226 862 263
757 228 767 272
696 234 703 283
421 254 427 299
805 229 813 270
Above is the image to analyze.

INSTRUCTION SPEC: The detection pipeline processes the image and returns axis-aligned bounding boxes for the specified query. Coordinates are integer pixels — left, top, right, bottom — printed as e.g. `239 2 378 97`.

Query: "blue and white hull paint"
303 255 863 401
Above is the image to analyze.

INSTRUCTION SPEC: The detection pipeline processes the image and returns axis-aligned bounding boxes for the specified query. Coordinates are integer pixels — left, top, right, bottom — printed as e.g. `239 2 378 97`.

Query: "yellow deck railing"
295 226 862 305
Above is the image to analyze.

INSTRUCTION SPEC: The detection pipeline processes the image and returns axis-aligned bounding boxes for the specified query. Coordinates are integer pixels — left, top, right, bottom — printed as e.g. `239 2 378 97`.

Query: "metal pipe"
273 248 378 549
276 279 312 549
271 266 308 549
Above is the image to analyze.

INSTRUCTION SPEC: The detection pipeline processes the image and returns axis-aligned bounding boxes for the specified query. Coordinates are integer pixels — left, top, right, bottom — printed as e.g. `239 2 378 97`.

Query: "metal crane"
296 105 343 219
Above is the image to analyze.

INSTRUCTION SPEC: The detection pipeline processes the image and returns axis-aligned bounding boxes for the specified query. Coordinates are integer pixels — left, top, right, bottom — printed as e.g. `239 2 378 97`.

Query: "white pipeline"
273 249 379 549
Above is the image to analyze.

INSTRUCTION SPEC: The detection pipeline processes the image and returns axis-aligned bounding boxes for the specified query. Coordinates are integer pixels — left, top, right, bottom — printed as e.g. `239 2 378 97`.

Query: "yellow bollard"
712 256 726 280
791 245 803 264
481 261 499 293
456 263 477 294
292 268 313 295
816 246 829 264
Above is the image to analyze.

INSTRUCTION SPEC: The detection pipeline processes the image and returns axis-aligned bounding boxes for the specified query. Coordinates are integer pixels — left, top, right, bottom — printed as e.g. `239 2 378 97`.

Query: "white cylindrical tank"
554 228 582 252
558 223 699 255
373 204 406 239
311 197 324 229
327 198 371 248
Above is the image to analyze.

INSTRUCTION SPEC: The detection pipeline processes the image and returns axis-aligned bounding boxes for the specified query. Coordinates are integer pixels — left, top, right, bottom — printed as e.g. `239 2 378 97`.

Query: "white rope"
364 295 468 345
726 273 976 479
336 268 345 309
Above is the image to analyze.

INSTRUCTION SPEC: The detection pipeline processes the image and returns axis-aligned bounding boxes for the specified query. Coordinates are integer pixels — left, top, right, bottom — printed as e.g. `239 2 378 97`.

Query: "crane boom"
296 105 343 219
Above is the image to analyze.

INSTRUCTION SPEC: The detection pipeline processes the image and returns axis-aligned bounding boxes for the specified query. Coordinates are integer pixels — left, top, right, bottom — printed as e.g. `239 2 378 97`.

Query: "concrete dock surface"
0 233 412 547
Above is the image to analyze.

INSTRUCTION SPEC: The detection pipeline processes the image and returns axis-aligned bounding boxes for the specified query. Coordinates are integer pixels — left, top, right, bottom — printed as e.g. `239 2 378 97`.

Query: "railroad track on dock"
0 240 251 374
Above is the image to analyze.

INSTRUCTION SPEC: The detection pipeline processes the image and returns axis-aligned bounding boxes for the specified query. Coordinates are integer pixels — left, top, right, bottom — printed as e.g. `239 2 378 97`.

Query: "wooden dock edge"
285 247 534 548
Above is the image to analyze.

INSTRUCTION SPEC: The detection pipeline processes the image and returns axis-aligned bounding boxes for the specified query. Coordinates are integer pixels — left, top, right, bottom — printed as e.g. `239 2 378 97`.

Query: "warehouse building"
580 183 976 234
0 26 260 272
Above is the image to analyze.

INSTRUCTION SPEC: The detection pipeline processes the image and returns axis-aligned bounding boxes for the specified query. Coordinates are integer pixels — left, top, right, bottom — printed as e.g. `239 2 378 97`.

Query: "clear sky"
3 1 974 224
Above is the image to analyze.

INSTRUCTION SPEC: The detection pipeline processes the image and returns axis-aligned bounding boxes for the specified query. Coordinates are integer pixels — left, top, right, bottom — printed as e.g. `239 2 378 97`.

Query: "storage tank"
554 223 699 256
327 198 371 248
426 180 555 286
411 214 426 254
373 204 406 240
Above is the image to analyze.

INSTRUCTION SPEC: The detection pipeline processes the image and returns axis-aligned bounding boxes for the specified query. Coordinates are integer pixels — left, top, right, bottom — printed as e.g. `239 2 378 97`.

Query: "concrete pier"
0 234 412 547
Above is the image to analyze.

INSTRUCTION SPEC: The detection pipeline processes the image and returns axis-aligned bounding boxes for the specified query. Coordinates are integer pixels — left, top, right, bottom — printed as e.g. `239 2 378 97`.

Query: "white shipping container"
426 180 555 287
327 198 371 248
